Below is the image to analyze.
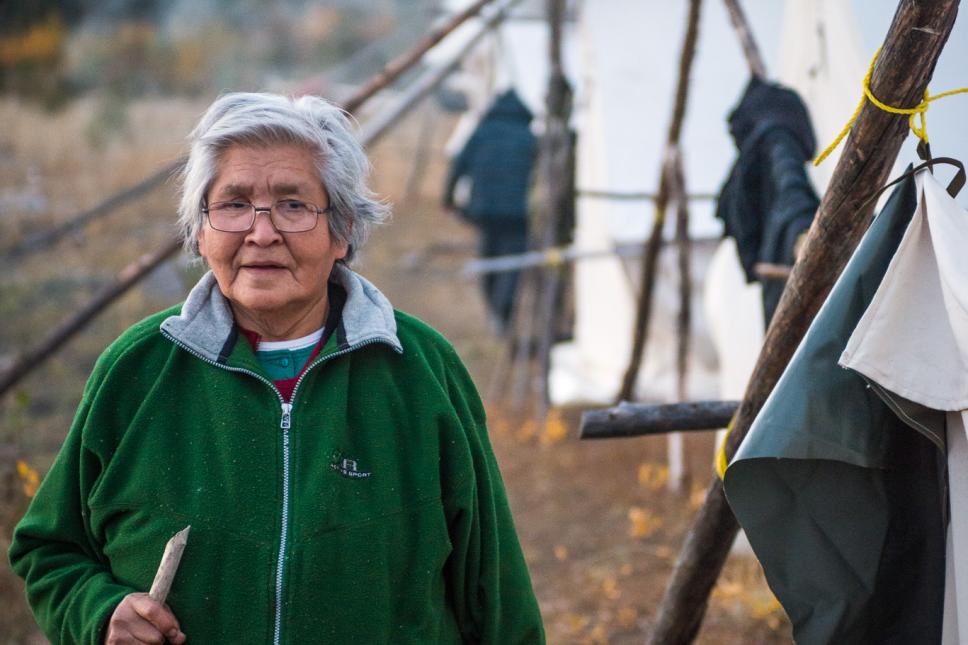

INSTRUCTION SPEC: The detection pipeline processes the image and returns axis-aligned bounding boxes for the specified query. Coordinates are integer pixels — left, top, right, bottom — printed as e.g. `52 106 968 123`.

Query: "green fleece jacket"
9 265 544 645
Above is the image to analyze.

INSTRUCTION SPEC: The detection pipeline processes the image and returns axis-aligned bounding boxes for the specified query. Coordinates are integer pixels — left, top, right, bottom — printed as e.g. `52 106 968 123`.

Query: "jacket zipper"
162 331 390 644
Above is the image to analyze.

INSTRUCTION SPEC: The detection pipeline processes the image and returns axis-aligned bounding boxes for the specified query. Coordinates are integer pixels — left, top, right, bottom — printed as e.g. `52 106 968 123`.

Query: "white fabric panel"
778 0 867 193
703 238 764 400
841 172 968 410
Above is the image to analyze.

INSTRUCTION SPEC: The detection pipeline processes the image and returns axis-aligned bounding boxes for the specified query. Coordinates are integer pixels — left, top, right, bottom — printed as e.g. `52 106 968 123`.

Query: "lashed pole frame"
616 0 702 404
4 0 503 258
0 0 520 400
648 1 961 642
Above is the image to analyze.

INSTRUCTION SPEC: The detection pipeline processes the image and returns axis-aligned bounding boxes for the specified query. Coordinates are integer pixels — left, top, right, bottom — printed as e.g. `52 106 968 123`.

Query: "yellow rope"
544 247 565 267
715 418 733 480
815 47 968 166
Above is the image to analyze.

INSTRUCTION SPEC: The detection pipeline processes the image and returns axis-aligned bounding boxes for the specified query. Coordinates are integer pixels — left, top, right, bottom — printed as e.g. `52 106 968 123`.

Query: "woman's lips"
241 264 286 273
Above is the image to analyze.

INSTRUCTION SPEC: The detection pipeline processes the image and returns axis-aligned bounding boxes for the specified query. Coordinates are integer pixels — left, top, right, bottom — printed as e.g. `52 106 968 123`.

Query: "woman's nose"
246 208 282 243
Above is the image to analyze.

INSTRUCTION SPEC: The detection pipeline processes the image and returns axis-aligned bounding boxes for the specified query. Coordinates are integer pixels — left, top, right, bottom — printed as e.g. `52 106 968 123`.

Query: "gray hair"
177 92 389 263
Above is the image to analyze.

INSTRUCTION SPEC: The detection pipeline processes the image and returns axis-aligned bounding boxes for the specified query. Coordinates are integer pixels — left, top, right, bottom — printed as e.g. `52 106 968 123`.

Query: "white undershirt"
256 327 325 351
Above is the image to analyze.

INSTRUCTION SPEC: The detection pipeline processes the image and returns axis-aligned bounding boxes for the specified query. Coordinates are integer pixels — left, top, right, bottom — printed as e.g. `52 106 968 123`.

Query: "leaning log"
580 401 739 440
648 1 961 643
0 237 182 398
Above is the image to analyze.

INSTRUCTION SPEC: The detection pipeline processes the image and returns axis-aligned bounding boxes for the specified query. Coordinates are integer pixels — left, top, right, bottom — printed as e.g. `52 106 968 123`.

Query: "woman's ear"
197 226 208 258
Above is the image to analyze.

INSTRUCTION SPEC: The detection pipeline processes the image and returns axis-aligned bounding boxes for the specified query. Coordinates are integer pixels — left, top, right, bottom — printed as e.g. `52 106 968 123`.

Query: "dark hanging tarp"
724 171 946 644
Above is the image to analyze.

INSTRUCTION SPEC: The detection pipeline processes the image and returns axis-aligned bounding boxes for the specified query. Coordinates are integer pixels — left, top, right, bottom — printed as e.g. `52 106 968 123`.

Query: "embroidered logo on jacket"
330 451 372 479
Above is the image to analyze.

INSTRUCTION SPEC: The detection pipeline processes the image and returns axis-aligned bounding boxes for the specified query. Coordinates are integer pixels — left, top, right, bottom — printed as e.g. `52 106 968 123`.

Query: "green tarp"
724 172 946 644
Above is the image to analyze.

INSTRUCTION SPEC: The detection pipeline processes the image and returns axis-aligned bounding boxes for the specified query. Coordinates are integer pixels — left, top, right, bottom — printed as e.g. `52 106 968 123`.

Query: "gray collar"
160 263 402 363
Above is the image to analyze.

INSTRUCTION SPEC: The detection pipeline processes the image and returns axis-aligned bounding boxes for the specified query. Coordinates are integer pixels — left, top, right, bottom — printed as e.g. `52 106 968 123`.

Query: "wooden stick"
149 526 190 604
670 151 692 492
722 0 767 79
580 400 739 439
672 156 692 406
753 261 793 281
648 2 960 642
533 0 574 421
617 0 703 403
0 237 182 398
358 0 522 147
5 161 183 257
341 0 498 114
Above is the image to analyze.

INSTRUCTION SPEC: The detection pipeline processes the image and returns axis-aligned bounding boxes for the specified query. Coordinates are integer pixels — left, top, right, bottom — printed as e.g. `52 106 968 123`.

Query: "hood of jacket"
160 262 402 364
483 89 533 124
728 76 816 158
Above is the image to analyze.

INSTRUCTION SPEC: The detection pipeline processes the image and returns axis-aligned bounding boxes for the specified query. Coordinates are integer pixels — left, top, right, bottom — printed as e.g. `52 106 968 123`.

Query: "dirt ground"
0 98 791 644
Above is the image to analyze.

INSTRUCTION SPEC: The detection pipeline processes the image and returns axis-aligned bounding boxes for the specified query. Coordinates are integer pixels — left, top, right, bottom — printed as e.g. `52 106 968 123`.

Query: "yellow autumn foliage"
0 15 65 67
16 459 40 498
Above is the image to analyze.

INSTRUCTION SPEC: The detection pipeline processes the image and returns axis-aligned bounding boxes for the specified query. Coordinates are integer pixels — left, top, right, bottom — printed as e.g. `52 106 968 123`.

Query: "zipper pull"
280 402 292 430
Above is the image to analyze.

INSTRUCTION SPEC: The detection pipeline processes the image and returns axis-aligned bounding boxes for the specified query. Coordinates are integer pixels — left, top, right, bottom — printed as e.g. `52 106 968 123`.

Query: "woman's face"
198 143 348 331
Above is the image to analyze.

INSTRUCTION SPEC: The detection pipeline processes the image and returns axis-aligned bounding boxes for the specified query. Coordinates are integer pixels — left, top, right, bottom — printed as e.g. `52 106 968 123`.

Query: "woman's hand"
105 593 186 644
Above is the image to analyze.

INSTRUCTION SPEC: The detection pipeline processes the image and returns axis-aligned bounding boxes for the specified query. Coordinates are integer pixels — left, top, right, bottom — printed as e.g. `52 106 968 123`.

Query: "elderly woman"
9 93 544 644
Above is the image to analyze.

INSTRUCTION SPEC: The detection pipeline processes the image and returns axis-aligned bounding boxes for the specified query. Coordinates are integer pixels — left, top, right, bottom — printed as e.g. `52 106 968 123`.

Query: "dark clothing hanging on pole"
443 89 537 328
715 77 819 323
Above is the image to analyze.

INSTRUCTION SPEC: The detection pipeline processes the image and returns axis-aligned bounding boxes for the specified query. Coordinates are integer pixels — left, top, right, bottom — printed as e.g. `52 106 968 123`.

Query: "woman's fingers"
106 592 186 644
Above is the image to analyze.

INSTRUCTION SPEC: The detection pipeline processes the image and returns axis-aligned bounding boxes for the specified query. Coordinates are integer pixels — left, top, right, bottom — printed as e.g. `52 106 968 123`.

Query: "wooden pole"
617 0 703 403
648 2 960 642
0 237 182 398
341 0 499 114
358 0 522 147
580 400 738 440
673 155 691 408
6 161 183 257
722 0 766 79
4 0 500 259
669 150 692 491
533 0 574 420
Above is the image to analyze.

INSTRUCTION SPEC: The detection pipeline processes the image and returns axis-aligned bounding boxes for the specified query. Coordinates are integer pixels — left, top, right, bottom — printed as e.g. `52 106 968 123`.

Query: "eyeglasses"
202 199 331 233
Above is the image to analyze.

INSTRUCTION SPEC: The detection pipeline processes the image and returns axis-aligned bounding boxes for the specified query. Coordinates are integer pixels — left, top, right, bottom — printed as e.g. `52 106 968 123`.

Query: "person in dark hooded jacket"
716 77 820 324
443 89 536 331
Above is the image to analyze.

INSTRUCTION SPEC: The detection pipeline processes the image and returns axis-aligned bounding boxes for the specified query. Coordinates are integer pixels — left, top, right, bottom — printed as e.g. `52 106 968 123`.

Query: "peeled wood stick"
149 526 190 604
648 2 960 642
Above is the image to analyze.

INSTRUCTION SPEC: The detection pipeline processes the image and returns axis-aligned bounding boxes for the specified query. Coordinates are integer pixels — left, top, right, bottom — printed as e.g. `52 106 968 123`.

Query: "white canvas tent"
436 0 968 407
